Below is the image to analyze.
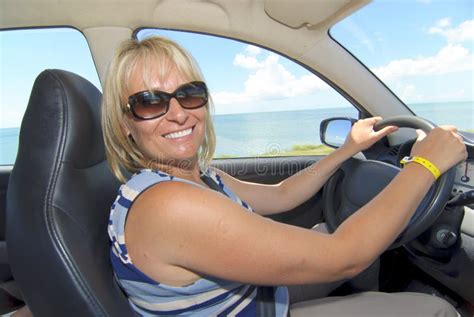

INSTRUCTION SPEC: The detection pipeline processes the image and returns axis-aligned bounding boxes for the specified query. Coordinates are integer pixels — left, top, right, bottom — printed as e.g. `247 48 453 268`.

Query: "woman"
102 36 466 316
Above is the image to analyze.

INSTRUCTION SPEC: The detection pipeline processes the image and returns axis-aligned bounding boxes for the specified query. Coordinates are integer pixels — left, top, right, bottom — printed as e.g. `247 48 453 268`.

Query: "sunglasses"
126 81 208 120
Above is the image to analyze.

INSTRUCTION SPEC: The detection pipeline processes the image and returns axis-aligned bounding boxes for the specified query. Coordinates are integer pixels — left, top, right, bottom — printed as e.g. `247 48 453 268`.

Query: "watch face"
400 156 412 164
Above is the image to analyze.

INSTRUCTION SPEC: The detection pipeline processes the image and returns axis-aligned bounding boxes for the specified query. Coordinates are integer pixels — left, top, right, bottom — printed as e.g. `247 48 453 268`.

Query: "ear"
121 122 136 143
121 120 131 137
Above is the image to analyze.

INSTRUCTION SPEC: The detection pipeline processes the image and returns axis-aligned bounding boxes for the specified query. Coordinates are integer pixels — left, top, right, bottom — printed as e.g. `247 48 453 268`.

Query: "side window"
137 29 359 158
0 28 101 165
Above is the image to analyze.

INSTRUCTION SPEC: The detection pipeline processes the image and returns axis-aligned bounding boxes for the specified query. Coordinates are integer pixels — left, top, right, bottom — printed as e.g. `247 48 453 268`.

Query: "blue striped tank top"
108 169 289 316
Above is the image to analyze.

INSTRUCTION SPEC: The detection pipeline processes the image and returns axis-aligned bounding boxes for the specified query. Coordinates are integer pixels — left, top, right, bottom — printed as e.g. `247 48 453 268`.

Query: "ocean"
1 101 472 164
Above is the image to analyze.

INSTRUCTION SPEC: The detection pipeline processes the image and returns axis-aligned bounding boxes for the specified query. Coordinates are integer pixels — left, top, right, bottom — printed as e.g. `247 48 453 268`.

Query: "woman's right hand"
410 126 467 174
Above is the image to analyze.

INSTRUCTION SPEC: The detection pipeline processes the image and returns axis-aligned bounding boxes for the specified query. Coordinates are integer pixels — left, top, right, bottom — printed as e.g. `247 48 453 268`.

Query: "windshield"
331 0 473 132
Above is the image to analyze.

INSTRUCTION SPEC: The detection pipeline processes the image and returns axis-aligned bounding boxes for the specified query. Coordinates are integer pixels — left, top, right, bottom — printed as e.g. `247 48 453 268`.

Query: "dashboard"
453 159 474 195
389 133 474 197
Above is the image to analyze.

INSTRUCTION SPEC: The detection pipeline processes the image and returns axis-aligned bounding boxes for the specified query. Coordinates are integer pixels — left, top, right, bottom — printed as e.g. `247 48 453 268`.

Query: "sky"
332 0 474 104
0 0 473 128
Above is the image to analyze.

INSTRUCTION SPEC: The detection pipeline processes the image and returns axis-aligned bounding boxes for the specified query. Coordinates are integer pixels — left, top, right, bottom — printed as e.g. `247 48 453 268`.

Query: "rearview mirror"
320 117 357 148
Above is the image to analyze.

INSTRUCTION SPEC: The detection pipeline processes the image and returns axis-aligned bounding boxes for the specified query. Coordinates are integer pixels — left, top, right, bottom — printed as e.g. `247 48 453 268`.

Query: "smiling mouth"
163 127 193 139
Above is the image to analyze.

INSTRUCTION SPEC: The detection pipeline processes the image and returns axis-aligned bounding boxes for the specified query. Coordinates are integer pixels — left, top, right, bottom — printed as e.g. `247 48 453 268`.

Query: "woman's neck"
168 164 203 183
150 157 203 184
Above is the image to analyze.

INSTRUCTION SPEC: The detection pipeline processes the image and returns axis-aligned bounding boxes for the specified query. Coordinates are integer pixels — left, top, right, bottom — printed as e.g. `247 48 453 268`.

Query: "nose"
165 98 188 124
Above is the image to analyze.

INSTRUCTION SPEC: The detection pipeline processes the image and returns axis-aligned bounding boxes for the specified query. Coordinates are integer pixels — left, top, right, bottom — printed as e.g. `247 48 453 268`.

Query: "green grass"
215 144 334 159
216 154 236 159
261 144 334 156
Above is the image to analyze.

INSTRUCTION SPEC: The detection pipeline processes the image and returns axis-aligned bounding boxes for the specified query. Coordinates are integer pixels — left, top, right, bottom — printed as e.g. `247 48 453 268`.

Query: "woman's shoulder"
124 169 210 206
110 169 209 236
114 169 174 205
126 168 174 186
123 168 200 195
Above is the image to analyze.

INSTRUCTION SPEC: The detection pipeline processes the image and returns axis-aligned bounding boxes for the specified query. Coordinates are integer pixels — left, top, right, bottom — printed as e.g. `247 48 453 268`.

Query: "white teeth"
164 128 192 139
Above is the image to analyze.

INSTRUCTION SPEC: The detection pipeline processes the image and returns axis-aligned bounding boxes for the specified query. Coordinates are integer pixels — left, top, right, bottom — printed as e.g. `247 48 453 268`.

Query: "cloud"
214 45 328 105
372 44 474 81
245 45 262 56
399 84 424 102
233 53 264 69
400 83 469 103
233 45 264 69
429 19 474 43
336 20 376 53
371 18 473 104
434 18 451 28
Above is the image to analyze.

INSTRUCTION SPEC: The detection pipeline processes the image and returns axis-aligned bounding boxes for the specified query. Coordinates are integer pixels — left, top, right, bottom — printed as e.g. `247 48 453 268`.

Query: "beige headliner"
0 0 413 134
1 0 366 76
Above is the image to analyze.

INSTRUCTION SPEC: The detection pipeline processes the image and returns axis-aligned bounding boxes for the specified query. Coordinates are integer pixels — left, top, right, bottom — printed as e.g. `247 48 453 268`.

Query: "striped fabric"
108 169 289 316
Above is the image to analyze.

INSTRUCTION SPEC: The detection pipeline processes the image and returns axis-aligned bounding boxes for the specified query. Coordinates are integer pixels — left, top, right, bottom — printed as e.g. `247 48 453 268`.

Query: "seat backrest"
6 69 135 316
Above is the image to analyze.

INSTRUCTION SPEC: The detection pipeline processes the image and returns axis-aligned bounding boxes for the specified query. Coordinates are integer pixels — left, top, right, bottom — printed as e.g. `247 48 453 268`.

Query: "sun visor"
264 0 358 29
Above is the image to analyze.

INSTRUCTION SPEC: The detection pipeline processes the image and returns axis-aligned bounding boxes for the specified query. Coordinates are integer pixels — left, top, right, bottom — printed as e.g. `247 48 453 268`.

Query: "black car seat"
6 69 136 316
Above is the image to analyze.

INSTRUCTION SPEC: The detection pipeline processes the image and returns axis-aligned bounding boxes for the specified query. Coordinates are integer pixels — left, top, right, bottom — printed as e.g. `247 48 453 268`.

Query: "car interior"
0 0 473 316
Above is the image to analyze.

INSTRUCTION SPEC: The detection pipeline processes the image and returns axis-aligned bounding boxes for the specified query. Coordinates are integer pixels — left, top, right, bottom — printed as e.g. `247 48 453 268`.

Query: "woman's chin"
160 152 199 168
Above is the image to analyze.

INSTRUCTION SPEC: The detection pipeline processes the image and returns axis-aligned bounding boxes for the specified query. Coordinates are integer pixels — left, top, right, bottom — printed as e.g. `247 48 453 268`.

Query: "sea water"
212 101 473 157
1 101 472 164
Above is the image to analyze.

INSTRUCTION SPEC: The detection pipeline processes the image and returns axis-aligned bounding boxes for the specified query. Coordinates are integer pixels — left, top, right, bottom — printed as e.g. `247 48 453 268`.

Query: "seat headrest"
17 69 104 168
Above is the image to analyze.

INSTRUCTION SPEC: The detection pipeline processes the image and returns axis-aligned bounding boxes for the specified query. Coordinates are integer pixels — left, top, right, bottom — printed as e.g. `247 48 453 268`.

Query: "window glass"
137 29 358 158
331 0 473 132
0 28 101 165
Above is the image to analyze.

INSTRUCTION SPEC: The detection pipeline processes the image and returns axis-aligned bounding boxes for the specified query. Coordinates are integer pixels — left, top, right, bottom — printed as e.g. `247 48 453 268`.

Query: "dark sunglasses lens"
177 82 208 109
128 82 207 120
131 92 168 119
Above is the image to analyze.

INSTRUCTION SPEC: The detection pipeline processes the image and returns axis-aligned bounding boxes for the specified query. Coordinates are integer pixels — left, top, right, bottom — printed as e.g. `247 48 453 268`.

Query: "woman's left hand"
342 117 398 153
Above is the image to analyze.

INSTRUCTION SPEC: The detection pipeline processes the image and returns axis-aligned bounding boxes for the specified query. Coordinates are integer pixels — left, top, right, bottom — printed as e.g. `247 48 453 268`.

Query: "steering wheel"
322 116 456 249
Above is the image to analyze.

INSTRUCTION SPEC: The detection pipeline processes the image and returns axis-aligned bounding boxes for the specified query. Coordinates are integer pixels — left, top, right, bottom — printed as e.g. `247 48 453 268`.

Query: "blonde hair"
101 36 216 183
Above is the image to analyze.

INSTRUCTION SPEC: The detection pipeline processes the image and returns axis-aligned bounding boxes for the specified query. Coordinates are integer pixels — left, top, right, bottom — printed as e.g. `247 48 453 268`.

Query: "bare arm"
218 117 398 215
125 127 467 287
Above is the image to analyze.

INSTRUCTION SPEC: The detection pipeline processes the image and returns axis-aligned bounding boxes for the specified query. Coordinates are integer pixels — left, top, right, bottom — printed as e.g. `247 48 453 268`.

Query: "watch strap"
400 156 441 180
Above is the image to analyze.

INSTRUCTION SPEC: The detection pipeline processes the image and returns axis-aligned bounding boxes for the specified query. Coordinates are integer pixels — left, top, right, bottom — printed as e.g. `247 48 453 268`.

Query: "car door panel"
212 156 325 228
0 166 20 312
0 166 12 273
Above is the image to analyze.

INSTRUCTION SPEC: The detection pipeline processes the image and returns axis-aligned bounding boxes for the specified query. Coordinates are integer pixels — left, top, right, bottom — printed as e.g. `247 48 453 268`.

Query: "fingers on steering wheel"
438 125 458 132
374 124 398 138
